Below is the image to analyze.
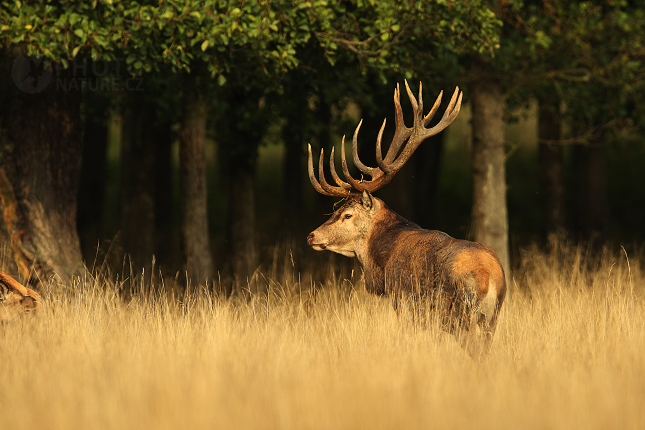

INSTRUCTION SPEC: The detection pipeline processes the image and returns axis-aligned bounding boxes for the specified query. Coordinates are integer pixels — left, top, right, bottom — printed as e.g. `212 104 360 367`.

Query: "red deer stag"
0 270 41 322
306 81 506 357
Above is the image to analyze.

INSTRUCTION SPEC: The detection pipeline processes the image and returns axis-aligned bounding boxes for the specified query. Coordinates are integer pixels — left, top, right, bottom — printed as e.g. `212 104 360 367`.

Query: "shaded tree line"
0 0 643 292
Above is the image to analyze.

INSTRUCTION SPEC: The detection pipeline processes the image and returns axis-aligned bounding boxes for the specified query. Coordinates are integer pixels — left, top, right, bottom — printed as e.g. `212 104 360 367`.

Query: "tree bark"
385 154 415 220
572 137 608 240
153 119 176 270
0 58 83 286
282 93 306 237
180 84 213 290
77 95 109 266
470 80 510 277
537 92 565 240
227 158 258 292
413 134 444 227
216 85 267 296
120 100 155 273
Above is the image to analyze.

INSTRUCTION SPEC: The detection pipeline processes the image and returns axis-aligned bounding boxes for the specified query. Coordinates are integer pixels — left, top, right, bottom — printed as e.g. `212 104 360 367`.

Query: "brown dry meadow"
1 242 644 430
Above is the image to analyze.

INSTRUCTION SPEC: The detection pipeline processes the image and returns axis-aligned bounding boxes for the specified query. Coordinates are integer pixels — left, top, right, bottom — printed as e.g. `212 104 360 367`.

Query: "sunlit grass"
1 243 644 430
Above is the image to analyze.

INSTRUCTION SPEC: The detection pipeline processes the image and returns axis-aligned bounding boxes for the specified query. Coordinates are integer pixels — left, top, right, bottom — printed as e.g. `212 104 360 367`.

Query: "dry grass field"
1 242 644 430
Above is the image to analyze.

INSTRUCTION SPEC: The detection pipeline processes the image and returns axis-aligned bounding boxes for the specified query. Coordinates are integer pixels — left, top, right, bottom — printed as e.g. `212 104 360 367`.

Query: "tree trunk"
153 119 176 270
572 137 608 241
470 80 510 278
227 158 258 292
77 94 109 266
180 85 213 290
283 141 303 226
386 160 415 220
413 134 444 227
120 101 155 273
313 96 334 220
282 105 306 237
217 86 268 296
537 92 565 240
0 58 83 286
584 139 608 238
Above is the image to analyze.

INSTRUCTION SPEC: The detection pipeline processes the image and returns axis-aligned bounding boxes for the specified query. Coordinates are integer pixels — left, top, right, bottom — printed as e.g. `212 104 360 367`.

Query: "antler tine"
404 79 418 116
423 90 442 127
418 81 423 117
341 135 366 191
307 144 329 195
351 119 378 178
446 87 462 118
318 147 352 196
379 86 401 167
429 87 462 135
307 144 350 197
330 143 353 190
381 83 413 165
375 118 387 171
384 87 463 174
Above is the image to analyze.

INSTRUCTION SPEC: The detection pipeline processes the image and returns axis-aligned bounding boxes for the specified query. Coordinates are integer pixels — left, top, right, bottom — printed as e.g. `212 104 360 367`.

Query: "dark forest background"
0 0 643 294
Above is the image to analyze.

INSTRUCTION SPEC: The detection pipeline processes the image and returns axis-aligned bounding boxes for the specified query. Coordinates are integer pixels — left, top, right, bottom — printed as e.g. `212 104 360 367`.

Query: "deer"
0 270 41 323
306 81 506 358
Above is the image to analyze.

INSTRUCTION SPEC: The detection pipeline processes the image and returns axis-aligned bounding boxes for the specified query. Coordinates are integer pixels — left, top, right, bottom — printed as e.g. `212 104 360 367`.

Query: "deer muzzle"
307 232 326 250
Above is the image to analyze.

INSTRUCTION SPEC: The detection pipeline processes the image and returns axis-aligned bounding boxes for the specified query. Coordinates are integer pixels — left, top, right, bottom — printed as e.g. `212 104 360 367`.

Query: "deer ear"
361 190 373 210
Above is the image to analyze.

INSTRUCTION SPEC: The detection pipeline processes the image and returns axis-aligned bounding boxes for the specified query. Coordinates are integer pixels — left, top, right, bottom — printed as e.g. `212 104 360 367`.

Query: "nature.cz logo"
12 55 52 94
11 54 143 94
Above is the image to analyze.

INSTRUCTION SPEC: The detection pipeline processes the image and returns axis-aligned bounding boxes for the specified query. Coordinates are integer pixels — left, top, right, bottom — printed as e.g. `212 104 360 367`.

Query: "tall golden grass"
1 242 644 430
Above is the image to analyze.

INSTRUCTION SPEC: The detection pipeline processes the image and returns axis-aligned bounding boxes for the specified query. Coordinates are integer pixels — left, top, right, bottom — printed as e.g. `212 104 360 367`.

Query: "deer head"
307 191 381 258
307 81 463 258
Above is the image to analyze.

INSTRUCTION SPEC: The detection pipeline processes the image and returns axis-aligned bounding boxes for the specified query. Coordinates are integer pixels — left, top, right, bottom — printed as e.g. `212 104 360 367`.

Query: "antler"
308 80 463 197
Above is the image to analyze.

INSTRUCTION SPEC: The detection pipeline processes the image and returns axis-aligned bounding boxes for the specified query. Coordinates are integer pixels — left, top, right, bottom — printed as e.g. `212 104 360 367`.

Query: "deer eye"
344 213 352 220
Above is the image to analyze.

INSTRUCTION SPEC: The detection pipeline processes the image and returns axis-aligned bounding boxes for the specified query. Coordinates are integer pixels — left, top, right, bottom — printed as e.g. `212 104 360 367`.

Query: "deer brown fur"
306 81 506 357
0 270 41 323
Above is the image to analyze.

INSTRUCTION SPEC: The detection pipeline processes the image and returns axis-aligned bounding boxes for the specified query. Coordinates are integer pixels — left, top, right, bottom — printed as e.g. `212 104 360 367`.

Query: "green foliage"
552 1 645 127
0 0 317 80
1 0 503 82
492 1 645 123
314 0 502 74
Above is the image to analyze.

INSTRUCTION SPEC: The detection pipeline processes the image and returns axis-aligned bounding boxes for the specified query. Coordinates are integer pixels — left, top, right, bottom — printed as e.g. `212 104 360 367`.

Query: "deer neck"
357 207 419 268
352 207 417 294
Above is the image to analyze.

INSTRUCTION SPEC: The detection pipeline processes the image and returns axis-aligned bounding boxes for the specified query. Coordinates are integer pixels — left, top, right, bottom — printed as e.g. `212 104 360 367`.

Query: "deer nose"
307 232 315 245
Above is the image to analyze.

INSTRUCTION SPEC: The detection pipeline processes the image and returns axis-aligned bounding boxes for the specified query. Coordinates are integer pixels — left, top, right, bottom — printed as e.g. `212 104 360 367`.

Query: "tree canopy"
1 0 503 81
1 0 644 286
